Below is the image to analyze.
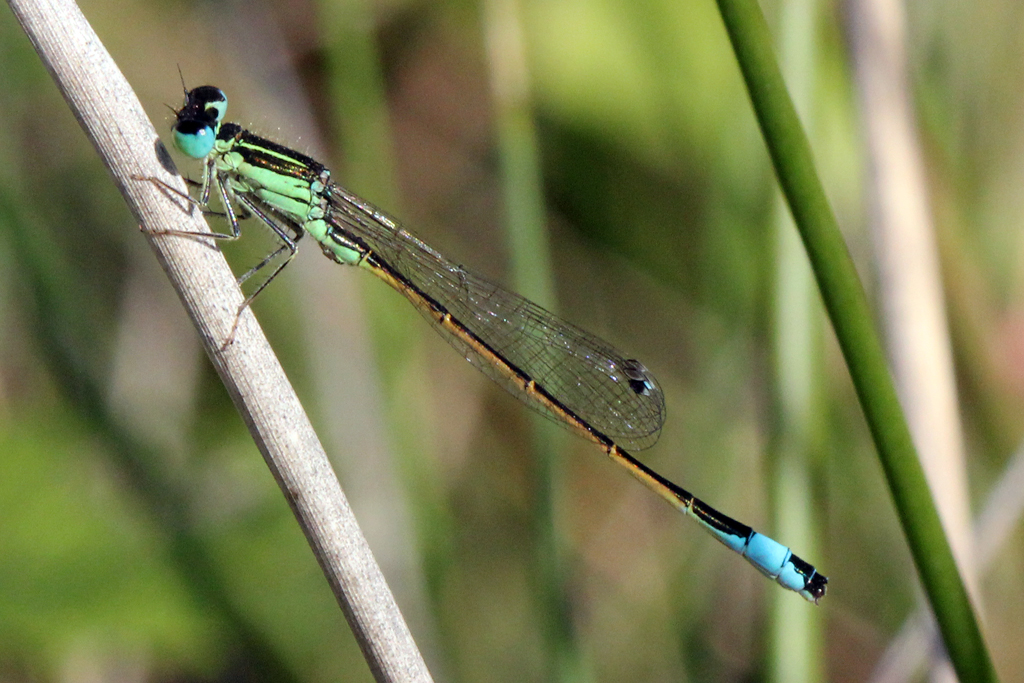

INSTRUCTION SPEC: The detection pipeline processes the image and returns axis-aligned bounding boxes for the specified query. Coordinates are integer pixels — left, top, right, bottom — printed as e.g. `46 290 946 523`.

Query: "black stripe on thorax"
218 123 327 182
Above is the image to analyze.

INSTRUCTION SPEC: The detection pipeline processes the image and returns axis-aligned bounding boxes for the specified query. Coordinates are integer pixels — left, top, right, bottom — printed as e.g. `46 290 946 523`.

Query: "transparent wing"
327 186 665 451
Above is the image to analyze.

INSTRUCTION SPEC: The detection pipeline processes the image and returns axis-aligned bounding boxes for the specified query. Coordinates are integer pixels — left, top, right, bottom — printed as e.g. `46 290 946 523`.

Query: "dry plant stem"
6 0 432 680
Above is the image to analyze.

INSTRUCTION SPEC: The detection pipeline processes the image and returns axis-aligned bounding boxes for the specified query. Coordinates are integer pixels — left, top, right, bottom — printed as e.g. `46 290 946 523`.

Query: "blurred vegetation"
0 0 1022 681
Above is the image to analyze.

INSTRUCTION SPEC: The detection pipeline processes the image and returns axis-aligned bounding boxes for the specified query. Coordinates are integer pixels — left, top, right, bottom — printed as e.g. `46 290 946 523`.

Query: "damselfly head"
171 86 228 160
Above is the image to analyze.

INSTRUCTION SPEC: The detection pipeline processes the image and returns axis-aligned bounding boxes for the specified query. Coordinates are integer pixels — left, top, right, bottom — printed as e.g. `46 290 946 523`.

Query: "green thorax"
214 123 333 242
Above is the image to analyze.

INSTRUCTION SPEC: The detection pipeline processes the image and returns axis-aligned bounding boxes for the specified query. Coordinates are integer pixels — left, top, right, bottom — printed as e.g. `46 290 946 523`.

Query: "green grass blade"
714 1 997 680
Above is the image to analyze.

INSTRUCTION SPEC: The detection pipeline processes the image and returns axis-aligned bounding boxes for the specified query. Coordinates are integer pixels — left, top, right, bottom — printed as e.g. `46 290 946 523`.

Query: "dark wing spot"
622 359 656 396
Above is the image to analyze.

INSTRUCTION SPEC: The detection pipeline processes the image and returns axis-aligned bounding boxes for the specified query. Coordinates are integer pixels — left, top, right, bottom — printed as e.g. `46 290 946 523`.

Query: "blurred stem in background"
848 0 975 679
768 0 826 680
482 0 582 681
314 0 448 669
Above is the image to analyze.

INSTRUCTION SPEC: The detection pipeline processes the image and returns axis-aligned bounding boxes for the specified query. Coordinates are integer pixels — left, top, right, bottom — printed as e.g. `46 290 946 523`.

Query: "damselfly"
155 84 827 602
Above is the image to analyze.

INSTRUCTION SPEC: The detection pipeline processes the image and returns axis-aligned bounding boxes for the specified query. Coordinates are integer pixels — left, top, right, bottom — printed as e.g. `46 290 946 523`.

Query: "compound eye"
173 119 216 159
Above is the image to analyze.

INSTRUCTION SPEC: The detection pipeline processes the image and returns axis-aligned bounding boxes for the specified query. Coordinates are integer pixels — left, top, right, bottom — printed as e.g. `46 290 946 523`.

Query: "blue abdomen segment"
711 523 826 602
682 494 826 602
743 533 822 597
606 445 827 602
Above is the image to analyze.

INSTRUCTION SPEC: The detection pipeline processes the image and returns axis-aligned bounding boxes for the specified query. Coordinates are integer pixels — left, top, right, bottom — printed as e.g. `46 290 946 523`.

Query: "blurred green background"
0 0 1022 681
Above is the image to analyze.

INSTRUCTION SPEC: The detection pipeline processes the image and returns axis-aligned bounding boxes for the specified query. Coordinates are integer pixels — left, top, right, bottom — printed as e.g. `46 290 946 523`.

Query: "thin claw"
219 302 247 351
